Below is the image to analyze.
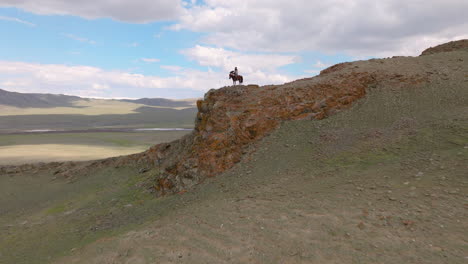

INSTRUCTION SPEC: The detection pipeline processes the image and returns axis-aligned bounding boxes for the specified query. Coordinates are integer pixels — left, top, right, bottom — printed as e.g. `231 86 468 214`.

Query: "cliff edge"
420 39 468 56
124 40 468 195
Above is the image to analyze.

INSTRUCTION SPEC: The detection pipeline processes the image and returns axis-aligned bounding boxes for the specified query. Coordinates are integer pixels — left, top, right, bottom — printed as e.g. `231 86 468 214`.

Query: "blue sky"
0 0 466 99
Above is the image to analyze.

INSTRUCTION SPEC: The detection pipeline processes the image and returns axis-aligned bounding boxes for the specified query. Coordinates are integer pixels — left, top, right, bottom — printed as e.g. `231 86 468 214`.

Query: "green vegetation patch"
0 167 164 264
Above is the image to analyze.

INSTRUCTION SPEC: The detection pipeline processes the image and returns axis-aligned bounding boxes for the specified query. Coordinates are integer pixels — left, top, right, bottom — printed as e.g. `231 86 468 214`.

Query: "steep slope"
0 40 466 264
58 42 466 264
123 41 467 196
421 39 468 56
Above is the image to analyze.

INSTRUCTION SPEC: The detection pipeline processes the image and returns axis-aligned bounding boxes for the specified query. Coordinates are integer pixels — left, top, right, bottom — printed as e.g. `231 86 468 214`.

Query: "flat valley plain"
0 131 191 165
0 98 196 164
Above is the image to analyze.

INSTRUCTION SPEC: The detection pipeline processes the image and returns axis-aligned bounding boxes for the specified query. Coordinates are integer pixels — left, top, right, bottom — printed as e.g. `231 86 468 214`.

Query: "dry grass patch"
0 144 147 165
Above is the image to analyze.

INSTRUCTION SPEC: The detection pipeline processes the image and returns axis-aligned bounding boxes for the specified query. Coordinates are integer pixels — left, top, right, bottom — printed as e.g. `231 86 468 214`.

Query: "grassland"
0 99 195 116
0 52 466 263
51 67 466 263
0 96 197 134
1 78 466 263
0 107 197 132
0 131 190 165
0 97 196 164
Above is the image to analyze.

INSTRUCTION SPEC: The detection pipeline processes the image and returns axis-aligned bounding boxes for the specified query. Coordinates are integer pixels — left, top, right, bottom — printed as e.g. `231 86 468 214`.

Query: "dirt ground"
0 51 467 263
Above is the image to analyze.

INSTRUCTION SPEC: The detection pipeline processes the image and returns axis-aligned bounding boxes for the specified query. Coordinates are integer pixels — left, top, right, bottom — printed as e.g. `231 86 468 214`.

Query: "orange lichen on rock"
126 65 431 196
131 71 377 194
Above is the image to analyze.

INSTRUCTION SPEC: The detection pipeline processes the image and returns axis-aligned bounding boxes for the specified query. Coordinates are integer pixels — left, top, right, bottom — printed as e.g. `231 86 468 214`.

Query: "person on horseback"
229 67 243 85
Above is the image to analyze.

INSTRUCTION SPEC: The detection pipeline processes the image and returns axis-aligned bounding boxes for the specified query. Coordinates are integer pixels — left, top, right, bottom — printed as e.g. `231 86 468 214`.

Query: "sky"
0 0 467 99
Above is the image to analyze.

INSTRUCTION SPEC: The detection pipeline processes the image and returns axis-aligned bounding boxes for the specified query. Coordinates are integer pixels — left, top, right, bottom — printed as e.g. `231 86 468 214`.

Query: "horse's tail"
239 76 243 84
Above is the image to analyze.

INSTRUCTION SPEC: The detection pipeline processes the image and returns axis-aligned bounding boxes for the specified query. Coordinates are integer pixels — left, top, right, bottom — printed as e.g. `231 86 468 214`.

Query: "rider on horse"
229 67 243 85
230 67 239 78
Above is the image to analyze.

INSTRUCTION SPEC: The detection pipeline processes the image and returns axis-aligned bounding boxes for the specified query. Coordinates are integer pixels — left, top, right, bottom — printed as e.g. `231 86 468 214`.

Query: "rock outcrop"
124 66 431 195
29 40 462 196
2 40 466 198
148 72 372 192
420 39 468 56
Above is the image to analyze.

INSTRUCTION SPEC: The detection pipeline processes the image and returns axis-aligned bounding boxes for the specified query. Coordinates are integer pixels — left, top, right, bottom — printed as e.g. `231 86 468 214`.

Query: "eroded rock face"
190 72 373 177
112 38 463 196
125 70 408 195
5 55 434 195
2 56 437 195
4 41 464 194
421 39 468 56
117 62 434 196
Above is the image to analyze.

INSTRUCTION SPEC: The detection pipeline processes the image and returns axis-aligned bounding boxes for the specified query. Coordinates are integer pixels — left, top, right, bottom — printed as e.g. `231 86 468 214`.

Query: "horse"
229 72 243 85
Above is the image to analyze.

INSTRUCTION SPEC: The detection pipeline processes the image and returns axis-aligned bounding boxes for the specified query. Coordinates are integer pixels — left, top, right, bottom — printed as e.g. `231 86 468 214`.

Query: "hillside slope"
58 42 467 263
0 40 467 264
0 89 82 108
0 89 196 109
117 40 467 197
421 39 468 56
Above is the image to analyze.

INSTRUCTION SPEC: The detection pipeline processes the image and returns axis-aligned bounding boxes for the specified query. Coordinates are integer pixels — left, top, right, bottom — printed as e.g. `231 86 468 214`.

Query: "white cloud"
182 45 298 72
313 61 329 69
3 0 466 57
161 65 183 71
92 83 110 90
0 60 211 98
0 0 183 23
0 15 36 26
173 0 468 56
179 45 300 86
141 58 160 63
303 60 331 74
0 60 296 98
63 33 96 45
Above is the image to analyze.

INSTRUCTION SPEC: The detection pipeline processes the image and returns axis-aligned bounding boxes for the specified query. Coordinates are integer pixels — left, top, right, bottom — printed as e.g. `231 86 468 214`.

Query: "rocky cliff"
121 39 468 195
146 72 373 194
2 40 466 264
420 39 468 56
7 40 463 195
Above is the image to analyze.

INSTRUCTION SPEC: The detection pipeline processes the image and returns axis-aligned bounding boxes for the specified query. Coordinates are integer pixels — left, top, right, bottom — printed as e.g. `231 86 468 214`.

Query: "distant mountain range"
119 98 195 108
0 89 83 108
0 89 196 108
